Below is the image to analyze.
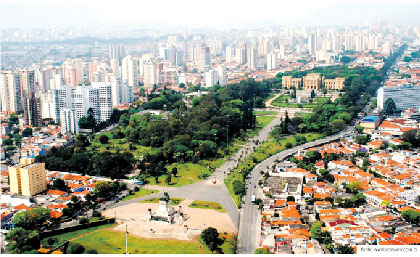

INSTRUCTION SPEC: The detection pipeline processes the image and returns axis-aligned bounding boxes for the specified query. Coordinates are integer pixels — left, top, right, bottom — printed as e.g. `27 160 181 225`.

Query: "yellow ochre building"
8 158 47 196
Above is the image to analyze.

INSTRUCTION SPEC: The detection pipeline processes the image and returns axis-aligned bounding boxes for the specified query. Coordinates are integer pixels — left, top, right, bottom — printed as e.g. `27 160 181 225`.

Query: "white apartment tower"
247 47 257 71
225 46 234 63
205 70 218 87
143 61 159 89
0 71 22 113
355 35 366 52
267 52 277 71
121 55 139 87
60 108 79 135
217 66 226 87
308 33 317 55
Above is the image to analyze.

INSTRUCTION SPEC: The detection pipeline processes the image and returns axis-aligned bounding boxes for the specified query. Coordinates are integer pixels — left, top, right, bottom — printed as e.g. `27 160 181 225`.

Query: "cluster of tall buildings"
1 55 134 135
2 23 418 135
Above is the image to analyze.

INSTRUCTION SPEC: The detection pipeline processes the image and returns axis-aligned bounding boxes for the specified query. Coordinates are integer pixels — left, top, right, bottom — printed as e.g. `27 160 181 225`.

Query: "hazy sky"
1 0 420 29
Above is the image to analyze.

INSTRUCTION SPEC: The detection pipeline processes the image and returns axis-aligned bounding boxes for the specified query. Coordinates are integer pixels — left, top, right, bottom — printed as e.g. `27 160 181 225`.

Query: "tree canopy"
384 98 396 116
6 227 40 254
200 227 224 253
13 207 50 230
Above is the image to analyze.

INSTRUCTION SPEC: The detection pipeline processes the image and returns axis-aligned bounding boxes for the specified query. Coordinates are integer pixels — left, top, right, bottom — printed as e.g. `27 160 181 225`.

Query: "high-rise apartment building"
205 70 218 87
9 159 47 197
344 34 354 51
0 71 22 113
60 108 79 135
378 85 420 110
308 33 317 55
143 61 159 89
109 44 124 64
197 44 210 72
91 82 113 122
122 55 139 87
167 45 178 66
247 47 257 71
23 94 41 126
225 46 234 63
63 59 84 87
267 52 277 71
109 59 120 79
368 33 380 49
236 44 247 65
217 66 226 87
41 89 60 122
355 35 366 52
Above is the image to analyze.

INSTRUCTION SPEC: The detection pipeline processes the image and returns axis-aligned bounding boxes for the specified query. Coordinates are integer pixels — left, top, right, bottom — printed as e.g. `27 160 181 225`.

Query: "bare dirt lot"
103 199 237 241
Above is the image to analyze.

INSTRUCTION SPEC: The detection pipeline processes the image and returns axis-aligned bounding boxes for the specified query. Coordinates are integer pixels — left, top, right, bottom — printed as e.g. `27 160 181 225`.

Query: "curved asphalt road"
237 125 354 254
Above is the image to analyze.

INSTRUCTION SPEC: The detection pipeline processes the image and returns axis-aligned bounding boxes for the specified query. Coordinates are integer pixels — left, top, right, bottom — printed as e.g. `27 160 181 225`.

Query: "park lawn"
224 171 243 207
254 111 277 116
41 223 116 248
256 115 275 129
71 230 202 254
188 200 226 213
314 97 331 103
198 234 237 254
271 94 320 108
146 162 217 187
89 217 104 223
199 158 225 171
168 163 211 180
146 174 195 187
89 135 151 159
138 197 184 205
304 133 324 142
145 163 210 187
294 112 311 118
272 102 318 108
272 94 291 103
120 188 159 201
246 113 276 138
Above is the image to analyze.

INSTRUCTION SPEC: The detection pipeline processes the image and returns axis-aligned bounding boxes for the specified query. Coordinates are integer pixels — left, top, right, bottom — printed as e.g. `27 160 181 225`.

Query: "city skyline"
1 0 420 30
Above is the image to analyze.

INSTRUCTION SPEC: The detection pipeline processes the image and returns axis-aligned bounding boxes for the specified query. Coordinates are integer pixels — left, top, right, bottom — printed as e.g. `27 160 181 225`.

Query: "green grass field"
72 230 202 254
145 163 210 187
41 223 116 248
271 94 330 108
255 111 277 116
314 97 331 104
188 200 226 213
138 197 184 205
120 188 159 201
88 134 151 159
246 111 277 138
